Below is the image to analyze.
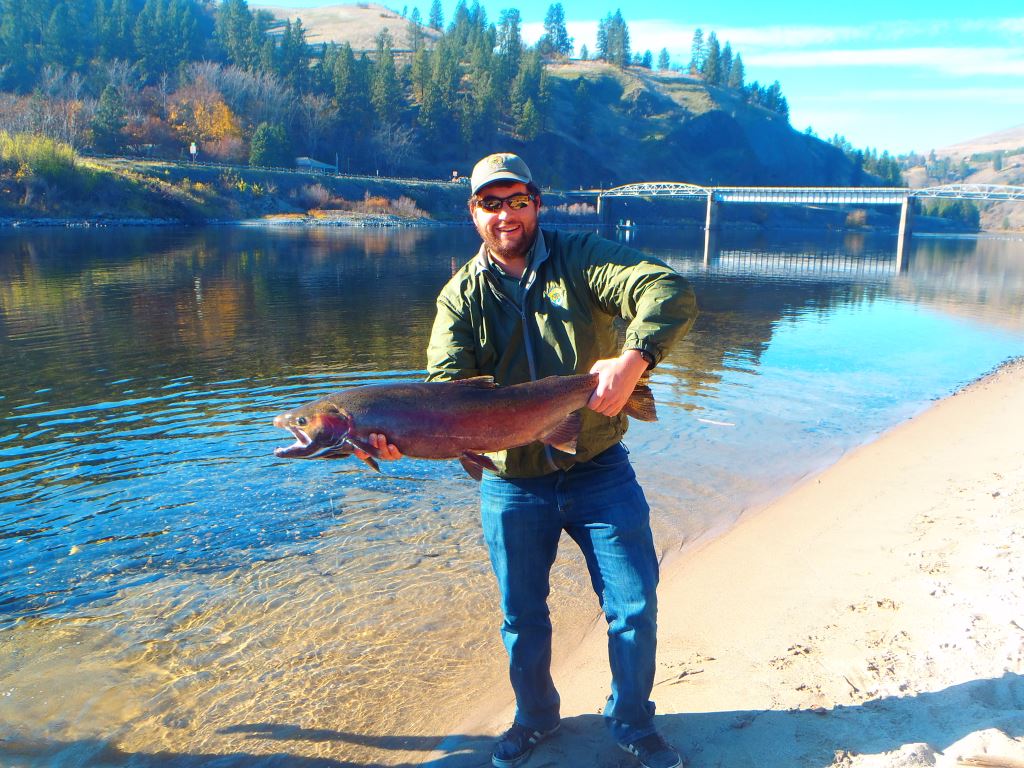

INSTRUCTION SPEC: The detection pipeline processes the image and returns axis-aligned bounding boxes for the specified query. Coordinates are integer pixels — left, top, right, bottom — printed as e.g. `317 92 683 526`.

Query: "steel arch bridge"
596 182 1024 204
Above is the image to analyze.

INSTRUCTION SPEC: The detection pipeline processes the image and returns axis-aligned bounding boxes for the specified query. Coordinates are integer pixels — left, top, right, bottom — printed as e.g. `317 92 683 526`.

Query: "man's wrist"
626 347 656 369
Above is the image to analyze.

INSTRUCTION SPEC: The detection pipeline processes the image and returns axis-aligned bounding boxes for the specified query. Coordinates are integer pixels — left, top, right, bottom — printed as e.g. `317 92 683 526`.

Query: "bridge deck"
592 182 1024 204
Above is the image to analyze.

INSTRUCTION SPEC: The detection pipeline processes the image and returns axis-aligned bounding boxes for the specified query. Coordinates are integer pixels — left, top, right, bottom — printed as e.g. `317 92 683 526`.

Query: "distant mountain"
936 124 1024 159
254 2 439 50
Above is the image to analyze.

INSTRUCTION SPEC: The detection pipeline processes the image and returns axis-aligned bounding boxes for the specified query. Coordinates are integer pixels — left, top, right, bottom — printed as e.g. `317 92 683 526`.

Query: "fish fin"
541 412 581 454
343 437 382 473
621 380 658 422
452 376 497 388
459 451 497 481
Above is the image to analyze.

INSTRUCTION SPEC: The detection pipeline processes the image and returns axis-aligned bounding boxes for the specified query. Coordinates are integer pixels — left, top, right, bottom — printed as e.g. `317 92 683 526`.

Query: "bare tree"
297 93 336 158
371 121 415 176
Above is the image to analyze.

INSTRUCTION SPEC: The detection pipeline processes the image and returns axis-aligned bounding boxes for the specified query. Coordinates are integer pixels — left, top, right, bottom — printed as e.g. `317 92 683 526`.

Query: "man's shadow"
426 671 1024 766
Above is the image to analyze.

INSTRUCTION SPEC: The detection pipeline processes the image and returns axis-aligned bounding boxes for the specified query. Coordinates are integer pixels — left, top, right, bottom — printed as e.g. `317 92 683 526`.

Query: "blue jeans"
480 442 660 745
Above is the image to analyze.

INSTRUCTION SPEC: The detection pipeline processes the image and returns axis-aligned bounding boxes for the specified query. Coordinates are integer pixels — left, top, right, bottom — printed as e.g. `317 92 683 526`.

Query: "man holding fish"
379 152 697 768
279 153 697 767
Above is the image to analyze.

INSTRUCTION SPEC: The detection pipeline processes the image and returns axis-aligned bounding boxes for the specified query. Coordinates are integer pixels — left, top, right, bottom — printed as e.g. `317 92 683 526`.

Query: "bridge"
590 182 1024 265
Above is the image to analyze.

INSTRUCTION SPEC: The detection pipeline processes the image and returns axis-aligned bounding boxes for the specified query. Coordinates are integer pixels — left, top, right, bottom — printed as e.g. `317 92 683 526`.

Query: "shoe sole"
491 724 561 768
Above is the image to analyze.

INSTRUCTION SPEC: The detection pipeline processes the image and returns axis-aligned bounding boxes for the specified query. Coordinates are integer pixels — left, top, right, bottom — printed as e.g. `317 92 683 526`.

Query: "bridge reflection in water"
591 182 1024 265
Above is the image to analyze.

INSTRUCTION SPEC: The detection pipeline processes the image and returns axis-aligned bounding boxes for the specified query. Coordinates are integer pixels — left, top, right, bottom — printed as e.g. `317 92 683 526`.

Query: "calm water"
1 225 1023 766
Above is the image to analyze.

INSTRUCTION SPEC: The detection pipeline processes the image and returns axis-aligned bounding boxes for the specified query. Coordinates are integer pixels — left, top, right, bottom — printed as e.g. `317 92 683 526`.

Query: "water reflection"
1 225 1023 767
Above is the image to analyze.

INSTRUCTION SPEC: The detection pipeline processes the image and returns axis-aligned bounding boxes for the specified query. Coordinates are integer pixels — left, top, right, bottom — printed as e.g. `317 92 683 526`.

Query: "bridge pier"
596 193 613 227
703 193 719 264
896 196 915 272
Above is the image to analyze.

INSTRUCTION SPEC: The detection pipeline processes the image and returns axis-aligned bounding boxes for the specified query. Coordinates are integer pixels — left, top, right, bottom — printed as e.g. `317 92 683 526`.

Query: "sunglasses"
473 193 536 213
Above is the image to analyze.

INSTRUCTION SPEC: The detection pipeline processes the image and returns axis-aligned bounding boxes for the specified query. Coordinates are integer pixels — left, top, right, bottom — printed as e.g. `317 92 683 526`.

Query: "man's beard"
476 221 537 261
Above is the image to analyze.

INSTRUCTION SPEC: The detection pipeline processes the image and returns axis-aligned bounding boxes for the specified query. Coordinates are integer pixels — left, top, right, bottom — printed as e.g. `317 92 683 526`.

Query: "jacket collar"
471 228 550 294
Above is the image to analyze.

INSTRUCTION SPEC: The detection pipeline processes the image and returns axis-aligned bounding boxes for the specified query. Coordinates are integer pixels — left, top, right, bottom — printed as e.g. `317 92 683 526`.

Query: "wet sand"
424 358 1024 767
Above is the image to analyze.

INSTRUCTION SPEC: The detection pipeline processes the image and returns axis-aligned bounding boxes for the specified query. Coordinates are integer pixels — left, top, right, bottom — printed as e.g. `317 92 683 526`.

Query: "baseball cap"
470 153 533 195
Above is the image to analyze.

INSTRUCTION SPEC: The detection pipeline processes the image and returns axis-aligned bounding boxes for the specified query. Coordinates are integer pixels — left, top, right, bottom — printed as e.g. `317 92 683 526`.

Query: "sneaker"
491 721 560 768
618 731 683 768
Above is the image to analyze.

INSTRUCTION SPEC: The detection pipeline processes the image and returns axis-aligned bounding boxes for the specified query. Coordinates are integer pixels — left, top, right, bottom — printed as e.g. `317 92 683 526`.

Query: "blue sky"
265 0 1024 155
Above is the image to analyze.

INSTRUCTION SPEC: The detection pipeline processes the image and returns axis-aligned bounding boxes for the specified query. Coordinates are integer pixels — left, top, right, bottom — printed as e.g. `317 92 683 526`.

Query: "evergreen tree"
371 31 402 124
428 0 443 30
43 3 80 69
497 9 522 77
702 31 720 84
249 121 291 166
639 50 652 69
689 28 704 74
579 43 588 61
539 3 572 58
516 97 539 141
657 48 670 70
275 17 310 92
720 41 733 86
727 53 745 89
92 83 127 151
595 18 608 61
216 0 259 68
573 75 592 139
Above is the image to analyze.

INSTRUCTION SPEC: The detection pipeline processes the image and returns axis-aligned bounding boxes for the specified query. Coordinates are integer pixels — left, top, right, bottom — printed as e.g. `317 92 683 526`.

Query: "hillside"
255 2 441 50
936 124 1024 159
255 4 857 188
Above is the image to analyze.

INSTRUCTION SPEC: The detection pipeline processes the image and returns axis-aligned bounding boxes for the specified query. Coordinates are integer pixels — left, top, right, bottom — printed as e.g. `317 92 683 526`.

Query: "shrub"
298 183 332 209
0 131 77 184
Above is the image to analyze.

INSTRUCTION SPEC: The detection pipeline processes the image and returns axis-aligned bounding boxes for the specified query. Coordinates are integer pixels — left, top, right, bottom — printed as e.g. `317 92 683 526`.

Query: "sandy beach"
423 358 1024 767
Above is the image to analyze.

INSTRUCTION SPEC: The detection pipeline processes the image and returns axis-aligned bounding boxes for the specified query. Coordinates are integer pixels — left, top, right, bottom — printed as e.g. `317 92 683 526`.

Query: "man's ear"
534 193 542 210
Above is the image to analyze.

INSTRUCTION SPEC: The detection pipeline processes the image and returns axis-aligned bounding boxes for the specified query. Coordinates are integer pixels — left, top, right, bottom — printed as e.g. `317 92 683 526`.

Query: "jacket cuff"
624 344 658 369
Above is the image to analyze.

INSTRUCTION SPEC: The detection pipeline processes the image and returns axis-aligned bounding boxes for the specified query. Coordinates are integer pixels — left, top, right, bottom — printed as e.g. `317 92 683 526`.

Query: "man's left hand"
587 350 650 417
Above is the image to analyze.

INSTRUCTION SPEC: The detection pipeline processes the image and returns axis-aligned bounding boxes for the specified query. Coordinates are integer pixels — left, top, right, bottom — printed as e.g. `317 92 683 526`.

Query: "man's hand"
354 433 403 462
587 350 650 417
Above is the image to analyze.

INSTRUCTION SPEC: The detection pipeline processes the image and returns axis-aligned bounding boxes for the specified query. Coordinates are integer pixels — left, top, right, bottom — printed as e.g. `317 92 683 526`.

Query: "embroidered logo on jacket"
544 284 568 310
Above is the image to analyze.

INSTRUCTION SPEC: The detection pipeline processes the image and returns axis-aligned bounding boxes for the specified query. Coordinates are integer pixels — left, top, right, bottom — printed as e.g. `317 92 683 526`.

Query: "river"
1 224 1023 767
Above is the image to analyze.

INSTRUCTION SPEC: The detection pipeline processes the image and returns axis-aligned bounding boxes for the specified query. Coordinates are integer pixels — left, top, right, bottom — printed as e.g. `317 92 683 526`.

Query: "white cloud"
750 47 1024 77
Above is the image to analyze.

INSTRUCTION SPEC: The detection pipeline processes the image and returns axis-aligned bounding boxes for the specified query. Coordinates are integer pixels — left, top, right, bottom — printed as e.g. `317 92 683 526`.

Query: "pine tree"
720 42 733 86
727 53 744 89
92 83 127 151
495 7 522 101
702 31 720 84
249 121 291 166
689 28 704 75
428 0 443 30
579 43 588 61
539 3 572 58
371 31 402 124
657 48 670 70
573 75 592 139
516 97 539 141
43 2 79 69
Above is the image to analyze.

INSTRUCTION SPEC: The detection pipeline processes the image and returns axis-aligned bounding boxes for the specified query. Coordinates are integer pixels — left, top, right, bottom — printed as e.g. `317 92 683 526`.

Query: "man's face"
470 181 541 262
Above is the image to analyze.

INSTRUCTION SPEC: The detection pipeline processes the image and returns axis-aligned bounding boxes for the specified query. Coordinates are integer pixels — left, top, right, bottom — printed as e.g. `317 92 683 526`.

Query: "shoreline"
422 357 1024 767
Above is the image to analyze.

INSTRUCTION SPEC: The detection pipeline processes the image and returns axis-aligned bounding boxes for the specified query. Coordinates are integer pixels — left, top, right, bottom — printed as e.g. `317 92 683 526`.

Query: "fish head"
273 400 353 459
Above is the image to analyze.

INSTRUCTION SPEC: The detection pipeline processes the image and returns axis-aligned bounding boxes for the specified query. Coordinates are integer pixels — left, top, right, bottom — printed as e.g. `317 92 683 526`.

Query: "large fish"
272 373 657 480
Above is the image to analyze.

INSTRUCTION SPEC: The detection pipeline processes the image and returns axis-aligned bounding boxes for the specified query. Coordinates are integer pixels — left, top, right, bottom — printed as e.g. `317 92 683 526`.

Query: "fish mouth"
274 424 317 458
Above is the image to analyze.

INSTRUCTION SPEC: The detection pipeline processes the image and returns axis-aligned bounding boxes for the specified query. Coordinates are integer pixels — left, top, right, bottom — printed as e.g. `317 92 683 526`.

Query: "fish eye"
296 416 308 427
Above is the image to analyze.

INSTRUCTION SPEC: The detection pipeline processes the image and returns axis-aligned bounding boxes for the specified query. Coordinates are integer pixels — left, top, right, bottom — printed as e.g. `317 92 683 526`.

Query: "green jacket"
425 227 698 477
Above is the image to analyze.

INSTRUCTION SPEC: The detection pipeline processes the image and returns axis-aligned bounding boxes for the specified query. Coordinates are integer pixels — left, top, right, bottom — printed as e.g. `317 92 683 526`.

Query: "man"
364 153 697 768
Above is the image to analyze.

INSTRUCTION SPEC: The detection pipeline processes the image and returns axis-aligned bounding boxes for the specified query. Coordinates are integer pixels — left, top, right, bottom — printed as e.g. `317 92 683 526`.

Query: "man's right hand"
354 433 403 462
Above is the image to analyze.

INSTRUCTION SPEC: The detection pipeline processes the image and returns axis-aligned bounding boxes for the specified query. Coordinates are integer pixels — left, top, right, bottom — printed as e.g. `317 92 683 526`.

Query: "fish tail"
622 379 657 422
